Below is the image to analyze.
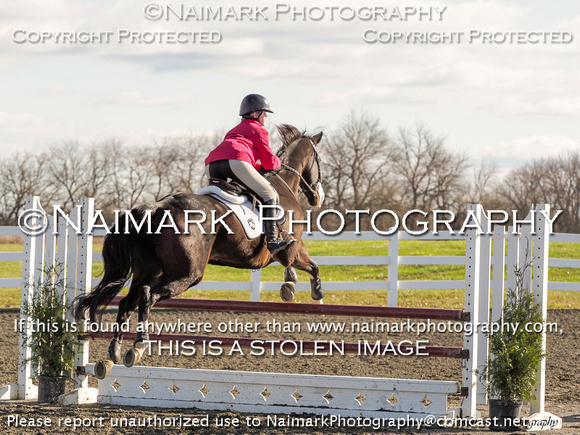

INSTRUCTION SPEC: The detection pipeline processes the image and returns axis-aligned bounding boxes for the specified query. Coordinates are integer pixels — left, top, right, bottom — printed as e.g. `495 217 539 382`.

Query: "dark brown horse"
74 124 324 378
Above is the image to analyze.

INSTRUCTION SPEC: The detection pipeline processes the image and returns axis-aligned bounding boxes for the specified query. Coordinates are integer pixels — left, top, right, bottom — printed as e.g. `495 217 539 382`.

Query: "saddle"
201 178 262 208
196 178 286 238
207 178 243 196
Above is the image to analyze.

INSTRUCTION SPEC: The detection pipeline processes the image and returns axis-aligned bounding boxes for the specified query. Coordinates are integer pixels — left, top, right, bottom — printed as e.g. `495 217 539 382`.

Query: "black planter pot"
38 375 66 403
489 398 523 431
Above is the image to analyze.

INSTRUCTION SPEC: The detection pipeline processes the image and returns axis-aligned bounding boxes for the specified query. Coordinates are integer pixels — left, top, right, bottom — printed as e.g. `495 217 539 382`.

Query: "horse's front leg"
280 266 298 302
289 242 324 302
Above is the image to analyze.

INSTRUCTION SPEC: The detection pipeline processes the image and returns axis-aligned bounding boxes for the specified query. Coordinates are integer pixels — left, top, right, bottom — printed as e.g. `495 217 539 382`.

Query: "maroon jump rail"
108 296 470 322
86 331 467 359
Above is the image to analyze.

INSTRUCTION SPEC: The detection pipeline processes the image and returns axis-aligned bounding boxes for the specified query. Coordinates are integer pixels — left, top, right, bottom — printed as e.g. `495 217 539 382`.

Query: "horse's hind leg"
289 242 324 302
124 285 152 367
280 266 298 302
94 288 139 379
124 278 192 367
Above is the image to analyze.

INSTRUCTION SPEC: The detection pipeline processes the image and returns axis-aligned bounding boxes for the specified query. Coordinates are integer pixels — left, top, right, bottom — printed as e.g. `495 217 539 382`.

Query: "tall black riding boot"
263 201 295 255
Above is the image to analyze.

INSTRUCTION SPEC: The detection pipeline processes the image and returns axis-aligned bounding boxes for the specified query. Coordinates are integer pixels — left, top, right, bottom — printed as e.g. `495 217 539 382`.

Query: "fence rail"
1 226 579 304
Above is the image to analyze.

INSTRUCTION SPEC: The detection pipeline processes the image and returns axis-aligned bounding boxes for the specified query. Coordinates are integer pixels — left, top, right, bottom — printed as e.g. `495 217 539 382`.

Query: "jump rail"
90 296 469 359
108 295 470 321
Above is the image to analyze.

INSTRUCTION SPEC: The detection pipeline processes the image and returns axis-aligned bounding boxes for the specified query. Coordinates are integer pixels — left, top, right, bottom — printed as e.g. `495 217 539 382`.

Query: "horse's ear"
311 131 323 145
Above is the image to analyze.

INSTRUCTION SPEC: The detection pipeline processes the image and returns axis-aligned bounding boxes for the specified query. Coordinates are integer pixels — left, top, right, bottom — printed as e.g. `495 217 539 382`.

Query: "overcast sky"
1 0 579 170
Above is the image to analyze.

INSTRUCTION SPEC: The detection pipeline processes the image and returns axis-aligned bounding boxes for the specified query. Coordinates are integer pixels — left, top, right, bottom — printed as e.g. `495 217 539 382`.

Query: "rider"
204 94 295 255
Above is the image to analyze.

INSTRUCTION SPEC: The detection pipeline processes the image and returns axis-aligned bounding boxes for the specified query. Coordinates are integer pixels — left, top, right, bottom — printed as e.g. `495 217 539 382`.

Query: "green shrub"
21 266 77 379
485 261 546 403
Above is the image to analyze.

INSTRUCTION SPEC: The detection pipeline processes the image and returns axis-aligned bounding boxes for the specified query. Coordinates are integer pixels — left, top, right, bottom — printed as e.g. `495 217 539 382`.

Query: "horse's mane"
278 124 304 146
276 124 305 163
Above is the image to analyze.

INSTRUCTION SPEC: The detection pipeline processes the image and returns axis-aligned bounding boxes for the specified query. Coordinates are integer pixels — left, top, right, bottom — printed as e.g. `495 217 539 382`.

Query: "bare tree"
544 152 580 232
106 142 153 210
146 133 218 200
48 141 87 210
142 140 182 201
83 140 114 204
501 152 580 232
391 123 469 213
499 164 546 215
47 140 116 210
318 111 394 230
0 152 55 224
321 110 392 210
464 161 501 207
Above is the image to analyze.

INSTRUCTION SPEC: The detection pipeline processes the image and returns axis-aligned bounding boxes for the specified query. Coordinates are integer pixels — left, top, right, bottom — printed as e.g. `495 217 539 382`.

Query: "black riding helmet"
239 94 273 117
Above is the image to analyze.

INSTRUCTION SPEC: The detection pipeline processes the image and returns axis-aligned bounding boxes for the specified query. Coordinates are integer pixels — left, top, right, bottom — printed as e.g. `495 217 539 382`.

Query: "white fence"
1 223 579 306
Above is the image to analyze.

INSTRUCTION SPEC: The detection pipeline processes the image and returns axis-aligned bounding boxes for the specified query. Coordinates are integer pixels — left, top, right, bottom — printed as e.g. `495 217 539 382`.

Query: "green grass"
1 239 579 309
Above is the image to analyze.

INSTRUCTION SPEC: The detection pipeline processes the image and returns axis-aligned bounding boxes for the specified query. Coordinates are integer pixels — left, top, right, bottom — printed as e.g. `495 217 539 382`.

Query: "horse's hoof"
109 339 122 363
280 282 295 302
124 346 146 368
94 359 114 379
311 287 324 301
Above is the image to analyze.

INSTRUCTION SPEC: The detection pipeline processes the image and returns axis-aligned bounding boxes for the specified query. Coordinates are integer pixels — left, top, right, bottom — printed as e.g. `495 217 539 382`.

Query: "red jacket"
205 119 281 171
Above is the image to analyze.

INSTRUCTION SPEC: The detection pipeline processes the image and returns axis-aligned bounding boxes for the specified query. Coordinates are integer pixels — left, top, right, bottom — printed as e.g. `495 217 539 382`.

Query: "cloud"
2 0 579 164
482 134 580 163
0 111 71 153
36 84 83 96
93 90 194 109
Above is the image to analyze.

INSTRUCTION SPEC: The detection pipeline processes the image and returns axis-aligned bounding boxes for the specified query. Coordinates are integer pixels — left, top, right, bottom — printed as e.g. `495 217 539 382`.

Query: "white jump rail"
89 365 460 419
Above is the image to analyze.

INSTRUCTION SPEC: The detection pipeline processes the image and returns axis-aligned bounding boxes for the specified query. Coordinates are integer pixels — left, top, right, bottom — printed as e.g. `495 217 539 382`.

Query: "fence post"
59 198 99 405
55 215 69 304
74 198 94 388
16 197 43 399
250 269 262 301
506 226 519 299
461 204 482 418
491 226 506 324
387 231 399 307
44 216 57 288
476 211 492 405
530 205 550 414
65 205 79 311
520 210 534 287
488 224 507 401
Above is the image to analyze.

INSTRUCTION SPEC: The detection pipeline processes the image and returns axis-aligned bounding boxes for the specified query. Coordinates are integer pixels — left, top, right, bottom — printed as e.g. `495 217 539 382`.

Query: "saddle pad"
197 186 285 240
209 194 263 239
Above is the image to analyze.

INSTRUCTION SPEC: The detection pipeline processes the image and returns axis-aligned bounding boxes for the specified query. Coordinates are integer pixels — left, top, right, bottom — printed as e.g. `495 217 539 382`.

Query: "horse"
74 124 325 379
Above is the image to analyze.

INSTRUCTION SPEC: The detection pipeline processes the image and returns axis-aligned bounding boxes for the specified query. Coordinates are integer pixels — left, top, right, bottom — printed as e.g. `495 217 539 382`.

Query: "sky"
1 0 579 171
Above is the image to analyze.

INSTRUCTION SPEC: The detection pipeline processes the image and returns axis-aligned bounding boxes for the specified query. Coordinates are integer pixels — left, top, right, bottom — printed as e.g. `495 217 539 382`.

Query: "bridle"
280 138 322 198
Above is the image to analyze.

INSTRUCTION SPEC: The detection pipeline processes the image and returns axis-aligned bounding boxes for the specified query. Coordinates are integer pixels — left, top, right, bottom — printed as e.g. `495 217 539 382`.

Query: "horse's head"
277 124 325 208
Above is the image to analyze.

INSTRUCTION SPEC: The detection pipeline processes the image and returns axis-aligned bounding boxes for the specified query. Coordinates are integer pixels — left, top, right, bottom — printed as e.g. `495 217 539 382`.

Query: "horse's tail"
73 207 154 323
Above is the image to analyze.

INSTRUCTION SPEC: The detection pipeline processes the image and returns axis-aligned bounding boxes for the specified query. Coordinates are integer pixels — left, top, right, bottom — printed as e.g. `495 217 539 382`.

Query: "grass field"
1 239 579 309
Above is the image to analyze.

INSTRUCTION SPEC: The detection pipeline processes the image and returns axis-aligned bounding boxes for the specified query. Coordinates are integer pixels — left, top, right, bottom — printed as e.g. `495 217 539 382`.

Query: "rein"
274 172 299 200
281 163 319 196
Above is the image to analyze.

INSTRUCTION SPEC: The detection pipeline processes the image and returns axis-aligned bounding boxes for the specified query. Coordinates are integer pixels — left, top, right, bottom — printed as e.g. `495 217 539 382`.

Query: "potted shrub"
21 266 77 403
482 261 546 431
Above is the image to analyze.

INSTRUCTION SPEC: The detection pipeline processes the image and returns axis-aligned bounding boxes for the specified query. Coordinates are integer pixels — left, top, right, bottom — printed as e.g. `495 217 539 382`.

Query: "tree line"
1 111 578 233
